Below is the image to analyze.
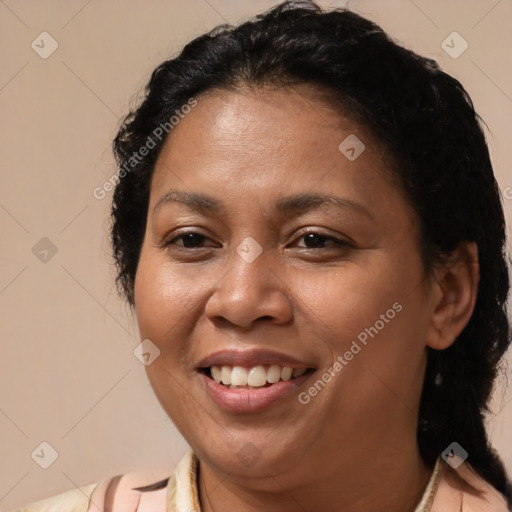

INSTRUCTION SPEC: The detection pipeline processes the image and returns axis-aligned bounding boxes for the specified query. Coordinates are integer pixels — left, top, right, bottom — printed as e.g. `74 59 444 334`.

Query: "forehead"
149 85 402 215
162 85 368 148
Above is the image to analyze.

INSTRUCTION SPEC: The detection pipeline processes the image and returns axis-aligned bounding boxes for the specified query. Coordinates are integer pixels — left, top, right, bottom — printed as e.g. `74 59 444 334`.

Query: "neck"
198 436 432 512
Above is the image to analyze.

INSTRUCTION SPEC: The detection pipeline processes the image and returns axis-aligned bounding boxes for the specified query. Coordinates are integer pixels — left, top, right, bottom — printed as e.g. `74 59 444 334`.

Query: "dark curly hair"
110 0 512 503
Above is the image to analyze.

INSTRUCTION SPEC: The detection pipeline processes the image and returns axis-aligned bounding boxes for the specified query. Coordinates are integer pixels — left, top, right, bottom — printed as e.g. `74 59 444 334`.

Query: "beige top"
15 450 510 511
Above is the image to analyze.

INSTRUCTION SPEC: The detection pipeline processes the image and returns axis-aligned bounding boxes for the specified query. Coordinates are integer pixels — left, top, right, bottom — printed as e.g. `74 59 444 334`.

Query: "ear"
425 241 480 350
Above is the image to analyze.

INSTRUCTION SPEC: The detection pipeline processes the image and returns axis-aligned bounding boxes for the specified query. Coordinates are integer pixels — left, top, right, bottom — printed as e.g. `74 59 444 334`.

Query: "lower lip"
200 372 313 413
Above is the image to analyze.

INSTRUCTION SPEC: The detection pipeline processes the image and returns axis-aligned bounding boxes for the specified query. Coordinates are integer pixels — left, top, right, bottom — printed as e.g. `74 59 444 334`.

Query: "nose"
204 241 294 330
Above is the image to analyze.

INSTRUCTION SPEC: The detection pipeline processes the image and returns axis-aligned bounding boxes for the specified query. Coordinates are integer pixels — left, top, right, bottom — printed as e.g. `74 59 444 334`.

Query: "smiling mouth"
200 364 316 390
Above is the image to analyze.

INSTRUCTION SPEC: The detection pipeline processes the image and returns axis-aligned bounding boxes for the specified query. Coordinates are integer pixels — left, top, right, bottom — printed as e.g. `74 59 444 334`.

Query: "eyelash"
162 230 350 250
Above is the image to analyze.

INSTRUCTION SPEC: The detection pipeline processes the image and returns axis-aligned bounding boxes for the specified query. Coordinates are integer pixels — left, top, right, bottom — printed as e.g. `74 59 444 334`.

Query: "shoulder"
14 469 171 512
432 459 510 511
14 483 98 512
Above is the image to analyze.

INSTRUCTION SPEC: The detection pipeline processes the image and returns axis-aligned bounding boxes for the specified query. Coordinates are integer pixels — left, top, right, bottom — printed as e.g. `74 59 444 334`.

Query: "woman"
17 1 511 510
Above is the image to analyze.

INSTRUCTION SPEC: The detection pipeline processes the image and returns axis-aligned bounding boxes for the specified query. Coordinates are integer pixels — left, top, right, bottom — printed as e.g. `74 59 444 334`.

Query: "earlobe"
426 241 480 351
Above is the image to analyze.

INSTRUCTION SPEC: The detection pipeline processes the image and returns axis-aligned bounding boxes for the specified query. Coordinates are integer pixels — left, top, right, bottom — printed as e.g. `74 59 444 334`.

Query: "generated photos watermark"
93 97 198 200
298 301 403 405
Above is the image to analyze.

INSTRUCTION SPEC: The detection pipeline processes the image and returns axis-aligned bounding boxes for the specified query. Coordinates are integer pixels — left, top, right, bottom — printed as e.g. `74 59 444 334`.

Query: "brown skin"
134 85 479 512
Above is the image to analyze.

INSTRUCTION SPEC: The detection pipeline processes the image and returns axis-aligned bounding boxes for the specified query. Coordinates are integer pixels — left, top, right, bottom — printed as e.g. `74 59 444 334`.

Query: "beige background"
1 0 511 510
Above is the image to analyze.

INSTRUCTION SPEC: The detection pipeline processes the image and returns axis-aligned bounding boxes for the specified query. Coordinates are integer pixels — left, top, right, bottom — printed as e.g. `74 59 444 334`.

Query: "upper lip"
197 349 314 369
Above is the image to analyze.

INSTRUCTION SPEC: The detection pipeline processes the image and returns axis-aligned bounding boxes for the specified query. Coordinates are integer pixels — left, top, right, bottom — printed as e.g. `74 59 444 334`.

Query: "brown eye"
295 231 350 249
165 232 211 248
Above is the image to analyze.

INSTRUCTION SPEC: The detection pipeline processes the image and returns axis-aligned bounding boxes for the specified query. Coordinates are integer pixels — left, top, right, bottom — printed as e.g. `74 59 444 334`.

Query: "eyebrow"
153 189 374 220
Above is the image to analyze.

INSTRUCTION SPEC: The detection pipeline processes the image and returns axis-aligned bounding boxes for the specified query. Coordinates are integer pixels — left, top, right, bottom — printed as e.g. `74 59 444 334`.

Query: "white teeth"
247 365 267 387
230 367 248 386
267 365 281 383
209 364 308 387
281 367 293 381
220 366 232 385
211 365 222 383
292 367 306 378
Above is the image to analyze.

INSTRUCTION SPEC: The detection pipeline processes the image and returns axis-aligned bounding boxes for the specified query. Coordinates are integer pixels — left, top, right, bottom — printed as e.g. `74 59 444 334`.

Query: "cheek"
294 253 427 387
135 248 198 326
295 261 427 414
134 251 198 367
291 259 408 348
134 253 202 424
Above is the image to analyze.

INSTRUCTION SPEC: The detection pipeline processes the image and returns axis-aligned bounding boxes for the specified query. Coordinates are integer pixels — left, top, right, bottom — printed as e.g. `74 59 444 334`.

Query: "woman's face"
134 85 435 485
